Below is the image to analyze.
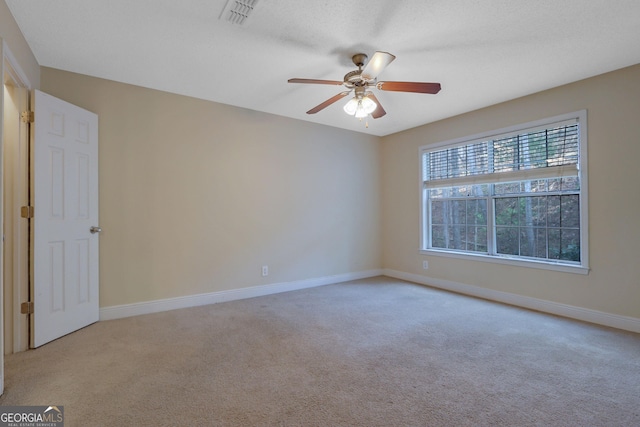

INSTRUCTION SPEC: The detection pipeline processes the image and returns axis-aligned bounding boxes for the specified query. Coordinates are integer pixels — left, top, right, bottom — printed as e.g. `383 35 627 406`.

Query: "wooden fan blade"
377 81 441 94
367 93 386 119
361 51 396 81
306 91 351 114
288 78 344 85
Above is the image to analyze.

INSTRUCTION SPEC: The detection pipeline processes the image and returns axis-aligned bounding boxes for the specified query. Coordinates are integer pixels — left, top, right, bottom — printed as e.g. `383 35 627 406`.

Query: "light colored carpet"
1 277 639 426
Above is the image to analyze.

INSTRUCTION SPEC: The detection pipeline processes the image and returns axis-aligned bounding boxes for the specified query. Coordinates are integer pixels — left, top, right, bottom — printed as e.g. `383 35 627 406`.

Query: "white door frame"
1 39 32 393
3 44 30 353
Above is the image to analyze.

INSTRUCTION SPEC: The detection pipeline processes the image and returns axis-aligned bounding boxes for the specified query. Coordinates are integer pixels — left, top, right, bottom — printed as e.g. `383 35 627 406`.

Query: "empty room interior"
0 1 639 425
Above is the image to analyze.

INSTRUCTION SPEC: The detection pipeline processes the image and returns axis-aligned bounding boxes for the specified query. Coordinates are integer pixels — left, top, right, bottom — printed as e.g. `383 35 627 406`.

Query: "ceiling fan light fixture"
343 98 359 115
343 95 377 118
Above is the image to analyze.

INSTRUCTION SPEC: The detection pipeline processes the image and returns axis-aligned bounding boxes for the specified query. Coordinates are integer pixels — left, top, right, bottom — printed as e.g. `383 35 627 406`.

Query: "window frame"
419 111 589 275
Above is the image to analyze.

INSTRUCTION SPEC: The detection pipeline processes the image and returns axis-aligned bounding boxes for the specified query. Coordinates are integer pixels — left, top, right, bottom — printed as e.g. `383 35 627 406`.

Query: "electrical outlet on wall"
261 265 269 276
422 260 429 270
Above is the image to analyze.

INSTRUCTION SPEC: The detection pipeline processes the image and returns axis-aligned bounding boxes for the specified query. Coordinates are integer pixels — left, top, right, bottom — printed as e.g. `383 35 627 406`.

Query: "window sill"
419 249 590 275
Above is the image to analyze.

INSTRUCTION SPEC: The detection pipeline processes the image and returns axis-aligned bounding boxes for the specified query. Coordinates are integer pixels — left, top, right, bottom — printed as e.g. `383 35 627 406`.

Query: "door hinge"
21 206 34 218
21 301 34 315
21 110 34 123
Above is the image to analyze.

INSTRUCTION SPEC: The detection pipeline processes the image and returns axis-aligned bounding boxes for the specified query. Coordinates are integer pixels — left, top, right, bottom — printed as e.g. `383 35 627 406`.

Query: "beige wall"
41 68 381 307
38 63 640 321
381 64 640 319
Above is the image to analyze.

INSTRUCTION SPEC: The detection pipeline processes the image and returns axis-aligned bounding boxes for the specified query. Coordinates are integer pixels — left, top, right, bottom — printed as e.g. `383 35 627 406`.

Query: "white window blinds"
423 120 579 188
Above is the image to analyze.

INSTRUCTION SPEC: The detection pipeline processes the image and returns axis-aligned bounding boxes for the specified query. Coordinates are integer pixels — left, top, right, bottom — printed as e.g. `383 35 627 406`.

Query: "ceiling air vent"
219 0 259 25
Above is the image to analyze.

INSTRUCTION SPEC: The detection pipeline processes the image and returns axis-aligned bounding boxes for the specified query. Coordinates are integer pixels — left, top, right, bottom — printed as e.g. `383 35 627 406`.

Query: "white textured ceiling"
6 0 640 136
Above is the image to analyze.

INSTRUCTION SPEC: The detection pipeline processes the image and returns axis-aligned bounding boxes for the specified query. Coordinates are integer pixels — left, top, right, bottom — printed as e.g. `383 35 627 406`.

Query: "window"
420 111 588 273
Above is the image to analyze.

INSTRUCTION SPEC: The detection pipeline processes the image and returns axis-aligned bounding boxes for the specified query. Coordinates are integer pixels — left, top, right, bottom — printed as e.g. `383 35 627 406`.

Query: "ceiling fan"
288 51 441 120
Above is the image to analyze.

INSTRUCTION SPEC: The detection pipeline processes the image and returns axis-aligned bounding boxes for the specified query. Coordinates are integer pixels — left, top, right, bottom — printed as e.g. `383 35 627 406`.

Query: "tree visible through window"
421 113 587 269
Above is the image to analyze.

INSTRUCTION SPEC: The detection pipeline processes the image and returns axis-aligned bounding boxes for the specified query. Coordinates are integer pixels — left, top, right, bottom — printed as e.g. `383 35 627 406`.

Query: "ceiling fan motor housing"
344 53 376 87
344 70 368 86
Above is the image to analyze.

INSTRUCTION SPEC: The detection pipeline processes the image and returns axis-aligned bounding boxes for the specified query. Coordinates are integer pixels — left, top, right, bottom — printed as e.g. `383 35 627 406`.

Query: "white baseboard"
100 268 640 333
100 269 383 321
383 269 640 334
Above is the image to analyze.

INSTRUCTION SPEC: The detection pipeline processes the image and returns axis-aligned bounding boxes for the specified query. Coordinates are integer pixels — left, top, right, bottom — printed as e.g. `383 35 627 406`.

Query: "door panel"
31 90 99 348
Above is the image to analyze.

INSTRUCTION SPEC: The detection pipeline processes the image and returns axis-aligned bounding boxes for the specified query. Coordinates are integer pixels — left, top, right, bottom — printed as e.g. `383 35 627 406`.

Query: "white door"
31 90 99 348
